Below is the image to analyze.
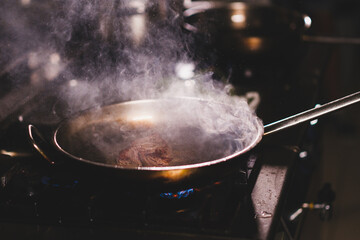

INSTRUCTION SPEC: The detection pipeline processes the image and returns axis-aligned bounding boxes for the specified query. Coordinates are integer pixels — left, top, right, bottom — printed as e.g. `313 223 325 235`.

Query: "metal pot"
183 1 360 58
183 2 308 57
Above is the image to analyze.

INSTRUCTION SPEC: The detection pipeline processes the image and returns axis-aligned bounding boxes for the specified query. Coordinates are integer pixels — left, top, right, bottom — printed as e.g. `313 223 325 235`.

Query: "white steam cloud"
0 0 263 164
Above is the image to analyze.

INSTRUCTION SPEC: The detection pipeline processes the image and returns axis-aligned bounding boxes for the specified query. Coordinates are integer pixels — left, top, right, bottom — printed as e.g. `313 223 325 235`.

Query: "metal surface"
264 91 360 135
53 98 263 170
27 91 360 187
251 145 297 240
28 124 55 164
183 2 307 55
29 98 263 188
184 1 360 60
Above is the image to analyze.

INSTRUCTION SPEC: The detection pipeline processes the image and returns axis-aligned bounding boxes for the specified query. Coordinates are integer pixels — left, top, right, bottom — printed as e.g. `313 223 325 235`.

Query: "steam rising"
1 0 263 165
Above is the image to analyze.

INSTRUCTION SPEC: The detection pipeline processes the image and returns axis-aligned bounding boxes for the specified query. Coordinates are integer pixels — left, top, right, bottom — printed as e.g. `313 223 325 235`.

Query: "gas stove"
0 150 255 237
0 35 329 240
0 1 333 239
0 62 324 240
0 124 303 240
0 49 329 239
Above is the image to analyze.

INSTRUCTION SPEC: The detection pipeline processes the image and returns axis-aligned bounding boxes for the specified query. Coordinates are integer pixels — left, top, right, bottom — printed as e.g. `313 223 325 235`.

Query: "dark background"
0 1 360 239
291 0 360 239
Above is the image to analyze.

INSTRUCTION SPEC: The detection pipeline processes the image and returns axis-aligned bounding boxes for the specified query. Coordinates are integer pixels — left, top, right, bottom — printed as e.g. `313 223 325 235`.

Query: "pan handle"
264 91 360 135
28 124 56 165
302 35 360 45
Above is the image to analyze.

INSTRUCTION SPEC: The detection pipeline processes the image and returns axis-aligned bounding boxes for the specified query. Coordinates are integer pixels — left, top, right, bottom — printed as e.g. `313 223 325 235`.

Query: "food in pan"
117 133 173 167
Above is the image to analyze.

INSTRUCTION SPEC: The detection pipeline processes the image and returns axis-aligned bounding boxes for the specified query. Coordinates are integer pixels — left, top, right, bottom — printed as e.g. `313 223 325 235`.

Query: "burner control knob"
318 183 335 221
289 183 335 222
319 203 332 221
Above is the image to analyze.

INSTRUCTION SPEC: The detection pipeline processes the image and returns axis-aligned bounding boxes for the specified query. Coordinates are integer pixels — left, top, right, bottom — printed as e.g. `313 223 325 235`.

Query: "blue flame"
160 188 195 199
41 176 79 189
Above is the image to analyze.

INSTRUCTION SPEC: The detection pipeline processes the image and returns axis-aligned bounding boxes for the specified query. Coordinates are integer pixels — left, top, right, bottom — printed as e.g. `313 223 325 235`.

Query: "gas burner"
0 147 258 235
160 188 196 199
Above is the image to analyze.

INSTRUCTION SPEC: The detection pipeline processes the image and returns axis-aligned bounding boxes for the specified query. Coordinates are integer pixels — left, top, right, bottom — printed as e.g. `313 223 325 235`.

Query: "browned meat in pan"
117 134 173 167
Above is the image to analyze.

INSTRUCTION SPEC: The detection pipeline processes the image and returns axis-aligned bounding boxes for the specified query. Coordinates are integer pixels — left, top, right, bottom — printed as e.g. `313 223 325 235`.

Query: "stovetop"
0 150 256 237
0 43 329 239
0 4 331 237
0 130 302 240
0 79 321 240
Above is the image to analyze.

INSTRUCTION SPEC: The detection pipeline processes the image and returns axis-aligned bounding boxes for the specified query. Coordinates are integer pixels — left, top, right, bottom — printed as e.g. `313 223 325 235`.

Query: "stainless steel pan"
28 92 360 189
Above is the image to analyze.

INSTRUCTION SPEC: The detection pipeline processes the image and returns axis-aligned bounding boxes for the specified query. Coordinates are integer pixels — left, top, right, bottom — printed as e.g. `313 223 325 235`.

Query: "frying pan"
28 91 360 190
